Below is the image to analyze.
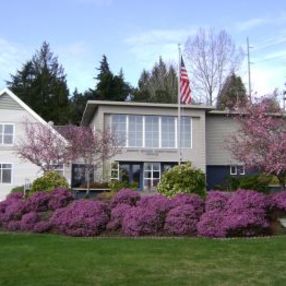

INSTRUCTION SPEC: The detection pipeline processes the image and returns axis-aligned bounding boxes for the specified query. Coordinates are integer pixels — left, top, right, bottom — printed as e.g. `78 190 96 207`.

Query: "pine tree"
92 55 131 101
7 41 70 124
132 57 178 103
216 73 248 110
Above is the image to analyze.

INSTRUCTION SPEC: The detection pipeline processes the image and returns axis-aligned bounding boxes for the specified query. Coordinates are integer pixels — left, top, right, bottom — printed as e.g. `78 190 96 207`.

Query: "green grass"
0 233 286 286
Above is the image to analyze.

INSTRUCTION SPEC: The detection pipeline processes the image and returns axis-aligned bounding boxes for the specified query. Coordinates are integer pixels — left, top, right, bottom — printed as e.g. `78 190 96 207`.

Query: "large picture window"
111 115 126 146
161 116 175 148
0 163 12 184
110 114 191 149
180 117 192 148
128 115 143 147
145 116 159 148
0 124 14 145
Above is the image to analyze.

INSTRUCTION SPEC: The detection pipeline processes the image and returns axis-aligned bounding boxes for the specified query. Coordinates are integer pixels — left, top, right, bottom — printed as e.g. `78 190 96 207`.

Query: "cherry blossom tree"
61 125 120 194
17 122 120 194
227 96 286 189
16 121 68 172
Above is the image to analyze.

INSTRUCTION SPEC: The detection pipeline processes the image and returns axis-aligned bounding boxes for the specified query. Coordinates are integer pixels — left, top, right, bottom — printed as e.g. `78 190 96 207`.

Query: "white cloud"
125 28 196 68
235 18 268 32
235 12 286 32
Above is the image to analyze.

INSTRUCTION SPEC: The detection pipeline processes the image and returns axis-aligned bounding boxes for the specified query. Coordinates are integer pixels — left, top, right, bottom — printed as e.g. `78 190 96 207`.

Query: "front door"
143 162 161 191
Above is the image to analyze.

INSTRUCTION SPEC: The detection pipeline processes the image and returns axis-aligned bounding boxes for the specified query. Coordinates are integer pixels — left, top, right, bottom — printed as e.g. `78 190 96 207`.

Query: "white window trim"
239 165 245 175
143 162 161 189
0 123 15 146
110 161 120 180
230 165 237 176
110 114 192 150
0 162 13 185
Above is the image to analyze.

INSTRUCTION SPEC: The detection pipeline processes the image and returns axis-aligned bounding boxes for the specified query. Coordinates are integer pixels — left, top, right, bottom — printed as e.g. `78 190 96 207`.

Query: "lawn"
0 233 286 286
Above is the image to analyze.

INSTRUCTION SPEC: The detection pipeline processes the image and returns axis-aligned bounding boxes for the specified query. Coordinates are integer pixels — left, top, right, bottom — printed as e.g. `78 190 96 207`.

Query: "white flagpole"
177 44 182 165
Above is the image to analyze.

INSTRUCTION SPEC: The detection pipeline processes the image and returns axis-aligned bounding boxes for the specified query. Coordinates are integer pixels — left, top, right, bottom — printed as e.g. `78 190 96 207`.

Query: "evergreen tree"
216 73 248 110
7 42 70 124
132 57 178 103
92 55 131 101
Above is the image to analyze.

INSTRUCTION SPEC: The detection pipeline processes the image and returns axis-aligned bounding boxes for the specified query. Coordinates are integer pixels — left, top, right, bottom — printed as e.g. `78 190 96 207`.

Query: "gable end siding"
0 93 24 110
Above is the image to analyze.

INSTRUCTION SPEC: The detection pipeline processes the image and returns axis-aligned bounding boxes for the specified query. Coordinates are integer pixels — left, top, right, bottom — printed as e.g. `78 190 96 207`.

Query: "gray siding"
206 114 240 166
0 93 23 110
89 105 207 173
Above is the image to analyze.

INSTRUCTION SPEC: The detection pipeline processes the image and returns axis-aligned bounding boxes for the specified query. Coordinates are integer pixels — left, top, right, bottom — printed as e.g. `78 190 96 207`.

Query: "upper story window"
111 115 126 146
181 117 192 148
111 114 192 149
145 116 159 148
0 124 14 145
0 163 12 184
162 116 176 148
128 115 143 147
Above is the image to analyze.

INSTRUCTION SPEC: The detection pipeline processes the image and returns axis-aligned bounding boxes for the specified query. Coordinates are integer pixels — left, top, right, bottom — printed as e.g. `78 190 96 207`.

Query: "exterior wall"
0 93 71 200
89 104 207 174
206 113 240 166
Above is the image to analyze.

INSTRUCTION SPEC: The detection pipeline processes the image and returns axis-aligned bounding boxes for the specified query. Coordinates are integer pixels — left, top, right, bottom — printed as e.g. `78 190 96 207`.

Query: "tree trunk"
85 166 90 198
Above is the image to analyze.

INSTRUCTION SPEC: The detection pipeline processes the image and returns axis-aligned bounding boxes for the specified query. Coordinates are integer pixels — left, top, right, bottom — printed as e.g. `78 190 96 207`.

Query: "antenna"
247 37 253 102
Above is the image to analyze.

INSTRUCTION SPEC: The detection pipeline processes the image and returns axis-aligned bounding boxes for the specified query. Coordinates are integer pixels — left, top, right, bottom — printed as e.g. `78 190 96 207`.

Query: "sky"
0 0 286 97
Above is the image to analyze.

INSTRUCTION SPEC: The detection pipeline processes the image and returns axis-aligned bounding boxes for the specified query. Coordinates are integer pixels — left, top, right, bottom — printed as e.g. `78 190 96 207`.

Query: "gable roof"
0 88 68 144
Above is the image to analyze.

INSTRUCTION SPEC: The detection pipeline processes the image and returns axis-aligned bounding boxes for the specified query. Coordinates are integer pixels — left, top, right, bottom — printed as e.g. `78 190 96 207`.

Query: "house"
0 88 71 200
81 100 245 191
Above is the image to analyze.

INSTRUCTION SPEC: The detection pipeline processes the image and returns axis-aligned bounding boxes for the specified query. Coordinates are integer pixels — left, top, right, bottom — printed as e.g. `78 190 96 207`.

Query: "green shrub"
157 162 206 197
10 186 24 193
215 174 273 193
31 171 69 194
108 180 138 193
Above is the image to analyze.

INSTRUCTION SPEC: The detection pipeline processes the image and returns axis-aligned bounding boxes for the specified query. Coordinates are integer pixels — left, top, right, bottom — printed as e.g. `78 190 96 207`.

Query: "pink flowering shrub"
269 191 286 213
33 221 52 233
25 192 51 212
111 189 141 208
122 206 163 236
50 200 109 236
205 191 230 212
48 188 73 210
164 201 204 235
198 190 270 238
20 212 40 231
2 200 26 223
107 203 132 231
197 210 226 237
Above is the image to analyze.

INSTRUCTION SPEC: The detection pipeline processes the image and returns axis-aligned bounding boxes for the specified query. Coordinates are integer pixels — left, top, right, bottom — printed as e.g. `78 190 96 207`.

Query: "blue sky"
0 0 286 96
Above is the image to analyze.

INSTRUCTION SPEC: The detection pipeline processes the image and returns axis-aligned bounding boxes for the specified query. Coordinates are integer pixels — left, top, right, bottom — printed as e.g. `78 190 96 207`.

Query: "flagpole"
177 43 182 165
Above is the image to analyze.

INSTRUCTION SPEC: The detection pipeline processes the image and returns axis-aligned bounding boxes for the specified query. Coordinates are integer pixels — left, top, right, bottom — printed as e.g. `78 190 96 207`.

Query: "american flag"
180 57 192 104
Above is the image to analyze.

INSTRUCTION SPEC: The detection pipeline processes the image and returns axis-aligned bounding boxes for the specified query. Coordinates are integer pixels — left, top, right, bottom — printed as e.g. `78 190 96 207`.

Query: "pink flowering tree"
62 125 120 194
227 96 286 189
16 121 68 172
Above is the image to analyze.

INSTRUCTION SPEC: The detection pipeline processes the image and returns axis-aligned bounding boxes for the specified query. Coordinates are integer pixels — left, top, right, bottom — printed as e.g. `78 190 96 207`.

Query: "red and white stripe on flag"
180 57 192 104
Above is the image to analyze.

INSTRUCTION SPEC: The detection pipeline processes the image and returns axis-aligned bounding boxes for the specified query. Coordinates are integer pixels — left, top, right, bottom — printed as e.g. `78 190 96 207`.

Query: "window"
112 115 126 146
161 117 175 148
180 117 191 148
0 163 12 184
110 161 119 180
128 116 143 147
145 116 159 148
230 165 245 176
143 163 161 189
230 165 237 175
110 114 192 149
0 124 14 145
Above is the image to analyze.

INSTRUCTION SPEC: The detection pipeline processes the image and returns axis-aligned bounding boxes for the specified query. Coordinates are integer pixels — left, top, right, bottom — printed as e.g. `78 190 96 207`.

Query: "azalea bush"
50 200 109 236
157 162 206 197
1 187 286 238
